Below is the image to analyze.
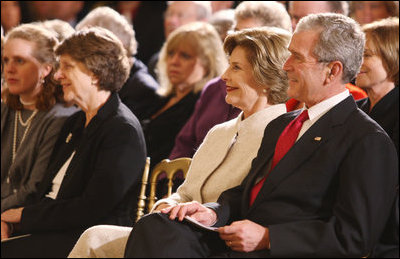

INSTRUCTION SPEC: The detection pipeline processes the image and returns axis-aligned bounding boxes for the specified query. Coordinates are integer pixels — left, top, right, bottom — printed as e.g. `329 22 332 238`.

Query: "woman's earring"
262 88 267 94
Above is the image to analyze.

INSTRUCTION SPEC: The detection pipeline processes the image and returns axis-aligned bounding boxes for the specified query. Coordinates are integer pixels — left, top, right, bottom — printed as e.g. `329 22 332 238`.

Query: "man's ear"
325 61 343 84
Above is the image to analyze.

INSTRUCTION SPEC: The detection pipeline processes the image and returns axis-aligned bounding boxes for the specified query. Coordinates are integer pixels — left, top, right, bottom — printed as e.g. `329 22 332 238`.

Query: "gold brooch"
66 133 72 143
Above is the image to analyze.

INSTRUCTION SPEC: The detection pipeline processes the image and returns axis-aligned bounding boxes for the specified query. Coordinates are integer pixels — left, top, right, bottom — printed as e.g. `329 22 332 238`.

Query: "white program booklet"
1 233 31 243
184 216 219 232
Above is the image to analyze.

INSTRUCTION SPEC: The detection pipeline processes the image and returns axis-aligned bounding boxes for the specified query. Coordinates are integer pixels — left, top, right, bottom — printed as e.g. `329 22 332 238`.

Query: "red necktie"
249 110 309 206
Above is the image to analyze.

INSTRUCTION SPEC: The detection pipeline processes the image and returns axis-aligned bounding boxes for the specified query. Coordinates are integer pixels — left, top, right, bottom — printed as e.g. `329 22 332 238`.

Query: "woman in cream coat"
68 27 292 258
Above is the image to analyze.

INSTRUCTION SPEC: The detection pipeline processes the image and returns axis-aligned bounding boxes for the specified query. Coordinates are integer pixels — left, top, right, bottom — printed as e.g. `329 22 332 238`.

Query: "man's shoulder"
267 110 301 128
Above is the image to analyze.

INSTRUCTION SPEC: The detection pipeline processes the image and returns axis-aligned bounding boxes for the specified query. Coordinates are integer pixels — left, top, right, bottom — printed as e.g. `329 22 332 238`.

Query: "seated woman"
1 23 77 213
356 17 399 153
141 21 227 168
0 27 146 258
68 26 292 258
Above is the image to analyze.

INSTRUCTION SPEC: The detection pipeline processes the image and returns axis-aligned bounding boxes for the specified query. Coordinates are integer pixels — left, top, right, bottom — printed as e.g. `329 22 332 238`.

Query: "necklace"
12 110 38 163
7 110 38 184
17 109 38 127
19 97 36 106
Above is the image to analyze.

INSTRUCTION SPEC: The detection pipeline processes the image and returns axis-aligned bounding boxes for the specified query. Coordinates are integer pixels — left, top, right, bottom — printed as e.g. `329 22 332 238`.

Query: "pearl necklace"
7 110 38 184
19 97 36 106
12 110 38 162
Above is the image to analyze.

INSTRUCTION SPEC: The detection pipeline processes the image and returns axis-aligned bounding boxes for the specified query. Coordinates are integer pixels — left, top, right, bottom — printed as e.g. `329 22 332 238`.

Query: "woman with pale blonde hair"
156 21 226 96
143 21 227 168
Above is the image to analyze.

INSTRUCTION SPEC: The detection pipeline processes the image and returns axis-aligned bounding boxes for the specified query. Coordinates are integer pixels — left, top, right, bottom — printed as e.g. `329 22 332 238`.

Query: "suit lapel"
247 96 357 212
241 111 300 213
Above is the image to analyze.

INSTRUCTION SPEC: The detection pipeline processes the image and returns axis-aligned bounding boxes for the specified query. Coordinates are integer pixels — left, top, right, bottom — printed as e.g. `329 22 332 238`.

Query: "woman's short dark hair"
56 27 130 92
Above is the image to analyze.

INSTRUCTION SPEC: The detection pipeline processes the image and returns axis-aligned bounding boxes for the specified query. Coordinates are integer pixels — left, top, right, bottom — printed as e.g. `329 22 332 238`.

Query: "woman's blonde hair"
3 23 61 111
362 17 399 85
223 26 292 104
156 21 227 96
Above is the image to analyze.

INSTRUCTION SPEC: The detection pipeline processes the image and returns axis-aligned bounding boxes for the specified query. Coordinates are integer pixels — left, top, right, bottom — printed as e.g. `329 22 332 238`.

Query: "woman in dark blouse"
356 17 399 153
142 21 227 167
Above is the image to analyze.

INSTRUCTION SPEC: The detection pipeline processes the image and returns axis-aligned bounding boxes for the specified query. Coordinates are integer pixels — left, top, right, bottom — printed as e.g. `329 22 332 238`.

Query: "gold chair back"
147 158 192 212
136 157 151 222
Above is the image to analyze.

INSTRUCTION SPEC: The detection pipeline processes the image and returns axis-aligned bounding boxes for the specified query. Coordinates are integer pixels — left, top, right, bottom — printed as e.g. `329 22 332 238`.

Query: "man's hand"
1 221 12 240
218 220 270 252
161 201 217 226
1 207 23 223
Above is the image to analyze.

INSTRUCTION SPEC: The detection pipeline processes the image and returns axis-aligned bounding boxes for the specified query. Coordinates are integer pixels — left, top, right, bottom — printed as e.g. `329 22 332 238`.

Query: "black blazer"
20 93 146 233
141 92 200 167
118 59 161 121
207 96 398 257
357 87 399 154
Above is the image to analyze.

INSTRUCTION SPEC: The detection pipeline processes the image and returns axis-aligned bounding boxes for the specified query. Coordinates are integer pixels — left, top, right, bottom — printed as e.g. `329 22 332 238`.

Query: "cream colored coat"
153 103 287 209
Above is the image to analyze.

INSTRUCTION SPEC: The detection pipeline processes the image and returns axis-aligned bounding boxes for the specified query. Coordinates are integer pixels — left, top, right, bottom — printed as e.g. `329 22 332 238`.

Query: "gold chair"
147 157 192 212
136 157 151 222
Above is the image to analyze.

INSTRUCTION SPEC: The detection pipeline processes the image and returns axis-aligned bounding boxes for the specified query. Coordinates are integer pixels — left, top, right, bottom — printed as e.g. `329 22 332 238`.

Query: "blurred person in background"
24 1 85 27
115 1 167 64
209 8 235 42
356 17 399 154
38 19 75 42
1 26 4 95
288 1 348 32
233 1 292 31
211 1 235 13
76 6 160 121
1 1 22 34
147 1 212 80
350 1 399 25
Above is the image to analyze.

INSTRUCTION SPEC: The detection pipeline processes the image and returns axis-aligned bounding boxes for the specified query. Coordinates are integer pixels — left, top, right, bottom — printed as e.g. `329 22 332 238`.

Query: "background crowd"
1 1 399 258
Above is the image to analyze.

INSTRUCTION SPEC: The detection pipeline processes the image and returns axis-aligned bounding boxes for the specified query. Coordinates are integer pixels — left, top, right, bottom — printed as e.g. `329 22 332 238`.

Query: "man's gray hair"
296 13 365 83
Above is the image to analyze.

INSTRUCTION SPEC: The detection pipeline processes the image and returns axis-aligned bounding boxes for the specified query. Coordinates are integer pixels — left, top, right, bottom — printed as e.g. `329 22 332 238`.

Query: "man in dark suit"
124 13 398 258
